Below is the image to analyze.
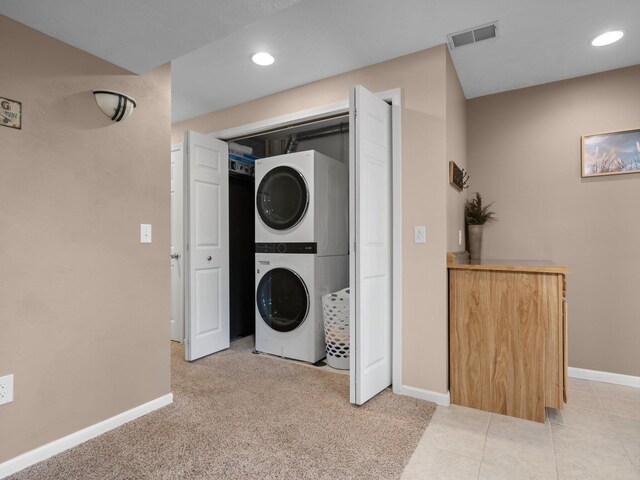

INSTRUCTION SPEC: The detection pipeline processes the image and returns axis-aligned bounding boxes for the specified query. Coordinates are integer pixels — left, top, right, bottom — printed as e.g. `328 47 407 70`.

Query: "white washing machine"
255 252 349 363
255 150 348 257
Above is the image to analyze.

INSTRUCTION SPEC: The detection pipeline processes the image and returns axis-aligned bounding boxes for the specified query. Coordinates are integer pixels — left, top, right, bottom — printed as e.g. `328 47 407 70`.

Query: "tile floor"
402 378 640 480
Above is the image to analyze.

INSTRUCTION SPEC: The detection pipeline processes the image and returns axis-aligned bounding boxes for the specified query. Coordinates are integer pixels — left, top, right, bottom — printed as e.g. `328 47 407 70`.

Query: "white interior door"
349 85 393 405
170 143 185 342
184 131 230 361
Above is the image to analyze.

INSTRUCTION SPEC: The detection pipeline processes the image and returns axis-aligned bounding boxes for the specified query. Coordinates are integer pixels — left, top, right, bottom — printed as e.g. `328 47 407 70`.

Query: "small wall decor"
0 96 22 130
581 127 640 177
449 161 469 191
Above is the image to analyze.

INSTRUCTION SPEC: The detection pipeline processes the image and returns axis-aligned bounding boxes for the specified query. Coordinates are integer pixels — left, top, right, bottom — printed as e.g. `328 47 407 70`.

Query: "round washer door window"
257 268 309 332
256 166 309 230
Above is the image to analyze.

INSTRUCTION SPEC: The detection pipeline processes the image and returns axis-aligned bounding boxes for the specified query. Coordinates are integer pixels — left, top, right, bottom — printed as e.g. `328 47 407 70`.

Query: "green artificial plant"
465 192 498 226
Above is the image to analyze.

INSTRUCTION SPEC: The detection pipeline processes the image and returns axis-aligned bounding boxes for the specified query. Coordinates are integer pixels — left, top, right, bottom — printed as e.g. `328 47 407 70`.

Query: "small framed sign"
1 96 22 130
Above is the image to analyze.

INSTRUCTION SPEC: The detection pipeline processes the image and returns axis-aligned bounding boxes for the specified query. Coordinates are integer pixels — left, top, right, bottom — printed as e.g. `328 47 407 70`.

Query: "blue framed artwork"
581 127 640 177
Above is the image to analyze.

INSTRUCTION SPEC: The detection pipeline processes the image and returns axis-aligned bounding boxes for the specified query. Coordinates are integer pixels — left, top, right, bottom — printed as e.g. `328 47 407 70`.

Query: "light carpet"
9 336 434 479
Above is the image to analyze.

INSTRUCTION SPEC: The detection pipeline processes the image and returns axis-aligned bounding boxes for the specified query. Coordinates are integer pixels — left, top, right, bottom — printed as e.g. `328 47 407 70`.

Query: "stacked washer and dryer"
255 150 349 363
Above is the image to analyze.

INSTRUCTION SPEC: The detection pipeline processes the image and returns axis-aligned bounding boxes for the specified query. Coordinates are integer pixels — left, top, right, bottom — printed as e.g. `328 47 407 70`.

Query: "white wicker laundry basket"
322 288 350 370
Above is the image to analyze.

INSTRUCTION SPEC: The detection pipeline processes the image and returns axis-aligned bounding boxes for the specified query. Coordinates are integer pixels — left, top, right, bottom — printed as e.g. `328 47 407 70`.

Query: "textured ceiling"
1 0 639 123
0 0 303 73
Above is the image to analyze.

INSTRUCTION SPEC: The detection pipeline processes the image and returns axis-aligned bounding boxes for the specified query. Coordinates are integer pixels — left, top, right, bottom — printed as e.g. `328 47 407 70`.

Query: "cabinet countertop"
447 259 569 274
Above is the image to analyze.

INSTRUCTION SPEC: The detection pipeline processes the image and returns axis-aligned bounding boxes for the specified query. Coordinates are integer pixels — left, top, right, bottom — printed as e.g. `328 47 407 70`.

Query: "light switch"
414 225 426 244
0 374 13 406
140 224 152 244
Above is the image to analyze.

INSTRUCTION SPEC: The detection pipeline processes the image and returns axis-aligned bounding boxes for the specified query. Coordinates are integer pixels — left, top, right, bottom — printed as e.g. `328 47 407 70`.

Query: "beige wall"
467 65 640 377
445 50 467 252
173 45 455 394
0 16 172 462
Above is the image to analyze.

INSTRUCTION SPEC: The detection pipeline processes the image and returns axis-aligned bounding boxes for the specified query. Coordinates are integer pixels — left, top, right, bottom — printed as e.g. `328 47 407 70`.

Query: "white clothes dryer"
255 252 348 363
255 150 348 257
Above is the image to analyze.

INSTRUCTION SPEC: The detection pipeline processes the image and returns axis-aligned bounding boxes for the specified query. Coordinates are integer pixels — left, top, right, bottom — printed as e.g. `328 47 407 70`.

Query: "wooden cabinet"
448 260 568 423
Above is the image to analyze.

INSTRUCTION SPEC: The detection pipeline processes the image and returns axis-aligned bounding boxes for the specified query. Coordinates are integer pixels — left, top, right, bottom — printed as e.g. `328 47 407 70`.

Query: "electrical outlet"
414 225 426 244
0 374 14 406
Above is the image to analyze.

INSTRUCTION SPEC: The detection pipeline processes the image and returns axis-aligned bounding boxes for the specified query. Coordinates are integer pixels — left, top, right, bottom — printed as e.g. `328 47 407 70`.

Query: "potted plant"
465 192 497 260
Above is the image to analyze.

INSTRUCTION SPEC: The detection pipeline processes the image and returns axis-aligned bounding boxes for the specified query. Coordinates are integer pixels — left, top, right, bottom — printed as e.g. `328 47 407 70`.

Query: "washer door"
256 166 309 230
257 268 309 332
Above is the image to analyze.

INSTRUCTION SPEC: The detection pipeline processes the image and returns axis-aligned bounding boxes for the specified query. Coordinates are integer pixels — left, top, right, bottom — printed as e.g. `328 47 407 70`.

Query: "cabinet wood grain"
449 266 567 423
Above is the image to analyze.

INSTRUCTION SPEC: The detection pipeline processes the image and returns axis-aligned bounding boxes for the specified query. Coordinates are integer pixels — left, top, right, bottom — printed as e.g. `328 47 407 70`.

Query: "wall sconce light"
93 90 137 122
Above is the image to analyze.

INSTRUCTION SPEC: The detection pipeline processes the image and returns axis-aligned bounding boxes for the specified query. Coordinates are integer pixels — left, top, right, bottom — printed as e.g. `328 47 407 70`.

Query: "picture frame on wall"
0 96 22 130
581 127 640 178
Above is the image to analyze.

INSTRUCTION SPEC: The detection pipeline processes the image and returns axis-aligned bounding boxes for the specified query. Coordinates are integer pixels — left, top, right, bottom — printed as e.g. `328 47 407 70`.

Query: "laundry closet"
227 116 350 365
174 85 396 405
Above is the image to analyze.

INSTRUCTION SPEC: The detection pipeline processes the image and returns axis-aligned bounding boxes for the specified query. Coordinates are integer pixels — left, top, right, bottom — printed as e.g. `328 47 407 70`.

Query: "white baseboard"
0 393 173 479
395 384 451 406
568 367 640 388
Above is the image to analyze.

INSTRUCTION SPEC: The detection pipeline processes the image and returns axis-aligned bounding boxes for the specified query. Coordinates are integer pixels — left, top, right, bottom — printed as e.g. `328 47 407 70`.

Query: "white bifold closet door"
170 143 185 343
349 85 393 405
184 131 230 361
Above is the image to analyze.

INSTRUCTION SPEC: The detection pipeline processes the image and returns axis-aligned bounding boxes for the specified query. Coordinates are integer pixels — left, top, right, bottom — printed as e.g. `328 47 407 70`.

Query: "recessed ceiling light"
591 30 624 47
252 52 275 66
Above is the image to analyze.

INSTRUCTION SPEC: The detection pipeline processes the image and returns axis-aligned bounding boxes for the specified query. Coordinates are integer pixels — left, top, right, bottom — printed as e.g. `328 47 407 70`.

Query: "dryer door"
256 166 309 230
257 267 309 332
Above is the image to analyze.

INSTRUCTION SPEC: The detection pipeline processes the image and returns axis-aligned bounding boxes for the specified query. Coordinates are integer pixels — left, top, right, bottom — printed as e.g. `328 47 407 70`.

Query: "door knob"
207 256 212 261
170 253 180 259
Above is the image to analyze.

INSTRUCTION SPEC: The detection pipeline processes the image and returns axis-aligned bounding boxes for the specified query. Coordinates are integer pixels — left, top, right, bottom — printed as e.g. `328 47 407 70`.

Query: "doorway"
173 86 403 405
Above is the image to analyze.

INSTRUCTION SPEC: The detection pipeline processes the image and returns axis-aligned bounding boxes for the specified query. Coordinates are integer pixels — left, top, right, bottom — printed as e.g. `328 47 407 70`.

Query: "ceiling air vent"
447 21 499 49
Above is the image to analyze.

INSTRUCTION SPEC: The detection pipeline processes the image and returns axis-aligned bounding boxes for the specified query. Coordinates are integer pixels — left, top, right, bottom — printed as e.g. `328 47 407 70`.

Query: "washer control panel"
255 242 317 254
